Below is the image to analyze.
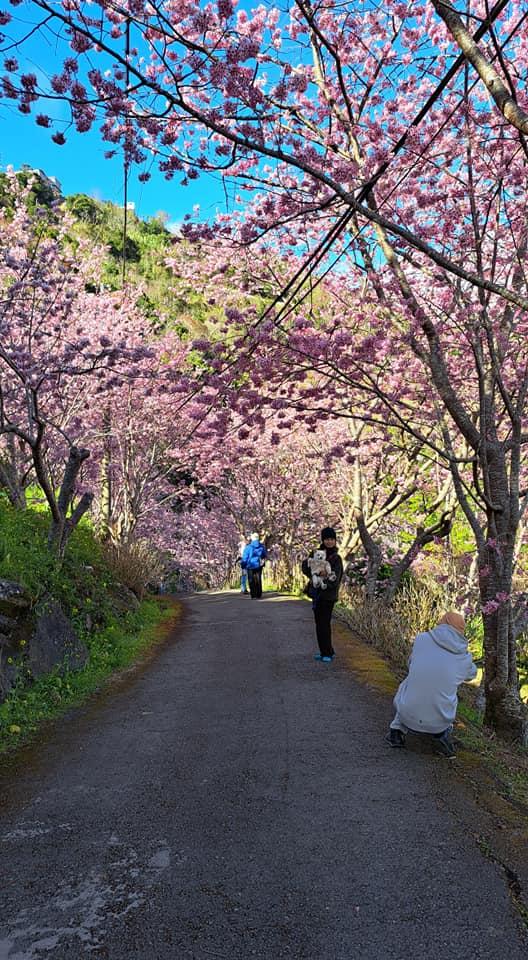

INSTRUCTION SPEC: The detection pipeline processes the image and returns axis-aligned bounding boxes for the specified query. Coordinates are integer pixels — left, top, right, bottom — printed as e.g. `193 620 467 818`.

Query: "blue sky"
0 5 238 225
0 3 258 225
1 101 227 225
0 1 293 226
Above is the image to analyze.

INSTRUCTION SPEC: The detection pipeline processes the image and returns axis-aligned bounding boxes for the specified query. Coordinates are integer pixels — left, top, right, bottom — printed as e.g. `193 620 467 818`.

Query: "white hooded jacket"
393 624 477 734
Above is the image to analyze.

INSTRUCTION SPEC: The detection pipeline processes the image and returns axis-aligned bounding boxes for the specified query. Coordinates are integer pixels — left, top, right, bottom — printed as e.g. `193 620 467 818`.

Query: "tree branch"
431 0 528 135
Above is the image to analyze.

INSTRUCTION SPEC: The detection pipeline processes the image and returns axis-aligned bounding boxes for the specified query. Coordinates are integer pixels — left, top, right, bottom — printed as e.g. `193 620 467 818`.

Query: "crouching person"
385 611 477 759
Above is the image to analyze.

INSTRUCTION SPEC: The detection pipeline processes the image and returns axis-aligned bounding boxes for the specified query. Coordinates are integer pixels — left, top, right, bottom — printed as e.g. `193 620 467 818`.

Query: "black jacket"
302 545 343 603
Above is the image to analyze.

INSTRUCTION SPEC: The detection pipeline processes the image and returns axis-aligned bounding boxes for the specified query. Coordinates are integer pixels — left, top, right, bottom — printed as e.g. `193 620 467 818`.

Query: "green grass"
0 498 177 755
335 587 528 810
0 599 176 754
0 498 117 632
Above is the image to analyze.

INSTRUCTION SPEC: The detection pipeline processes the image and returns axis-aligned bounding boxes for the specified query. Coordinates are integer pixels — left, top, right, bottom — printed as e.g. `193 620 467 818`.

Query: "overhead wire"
112 0 526 439
122 16 131 286
182 0 528 436
244 0 522 335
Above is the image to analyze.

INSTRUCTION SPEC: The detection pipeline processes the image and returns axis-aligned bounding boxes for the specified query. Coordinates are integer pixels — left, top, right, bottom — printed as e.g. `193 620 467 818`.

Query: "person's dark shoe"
314 654 323 661
384 729 406 748
432 730 456 759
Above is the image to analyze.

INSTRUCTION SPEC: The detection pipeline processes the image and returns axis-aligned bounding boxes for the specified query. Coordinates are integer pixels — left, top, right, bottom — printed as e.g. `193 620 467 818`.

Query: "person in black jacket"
302 526 343 662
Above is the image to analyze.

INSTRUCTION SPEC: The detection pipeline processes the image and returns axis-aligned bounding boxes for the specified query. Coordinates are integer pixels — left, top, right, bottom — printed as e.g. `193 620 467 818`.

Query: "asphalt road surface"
0 592 526 960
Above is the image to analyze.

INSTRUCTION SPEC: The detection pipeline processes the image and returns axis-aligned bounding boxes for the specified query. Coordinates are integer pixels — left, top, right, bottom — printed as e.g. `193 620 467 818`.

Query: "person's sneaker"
314 654 323 661
384 729 406 748
432 731 456 759
321 656 333 663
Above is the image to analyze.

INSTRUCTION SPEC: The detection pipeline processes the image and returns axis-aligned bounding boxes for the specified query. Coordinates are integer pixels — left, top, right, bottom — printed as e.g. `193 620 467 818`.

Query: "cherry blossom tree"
172 219 528 739
88 340 235 549
2 0 527 301
320 420 455 601
0 432 31 508
4 1 528 736
0 172 151 554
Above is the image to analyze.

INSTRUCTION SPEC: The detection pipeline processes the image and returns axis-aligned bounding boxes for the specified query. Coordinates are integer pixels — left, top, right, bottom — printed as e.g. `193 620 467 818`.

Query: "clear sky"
0 7 244 225
1 101 228 227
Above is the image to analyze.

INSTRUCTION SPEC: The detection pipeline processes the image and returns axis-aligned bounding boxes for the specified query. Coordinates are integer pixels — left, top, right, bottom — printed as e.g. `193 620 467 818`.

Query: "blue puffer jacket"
242 540 267 570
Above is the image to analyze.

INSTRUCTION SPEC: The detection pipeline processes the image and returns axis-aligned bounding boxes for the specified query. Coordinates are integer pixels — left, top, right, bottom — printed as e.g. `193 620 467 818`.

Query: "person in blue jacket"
242 533 268 599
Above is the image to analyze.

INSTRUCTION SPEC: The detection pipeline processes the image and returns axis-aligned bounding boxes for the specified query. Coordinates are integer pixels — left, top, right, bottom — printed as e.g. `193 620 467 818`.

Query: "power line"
122 16 131 287
250 0 519 333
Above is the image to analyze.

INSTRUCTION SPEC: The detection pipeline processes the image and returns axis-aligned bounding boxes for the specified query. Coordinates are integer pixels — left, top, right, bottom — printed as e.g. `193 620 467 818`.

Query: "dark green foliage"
0 499 116 636
107 230 142 263
141 214 170 236
346 556 412 595
0 500 171 752
64 193 104 224
0 168 60 215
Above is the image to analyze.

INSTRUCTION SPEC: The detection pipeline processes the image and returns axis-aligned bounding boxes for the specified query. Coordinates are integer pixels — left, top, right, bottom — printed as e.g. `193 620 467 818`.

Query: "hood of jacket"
427 623 468 655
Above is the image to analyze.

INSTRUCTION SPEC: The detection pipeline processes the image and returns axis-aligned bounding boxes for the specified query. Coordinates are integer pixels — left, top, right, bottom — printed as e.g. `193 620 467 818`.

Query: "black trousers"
313 599 335 656
248 568 263 598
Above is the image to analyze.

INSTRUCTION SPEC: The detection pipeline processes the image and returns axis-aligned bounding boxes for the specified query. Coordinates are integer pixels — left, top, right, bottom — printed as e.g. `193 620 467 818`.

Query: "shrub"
0 499 117 635
345 555 412 596
102 539 165 599
338 595 411 671
265 559 304 593
339 575 457 672
394 575 454 638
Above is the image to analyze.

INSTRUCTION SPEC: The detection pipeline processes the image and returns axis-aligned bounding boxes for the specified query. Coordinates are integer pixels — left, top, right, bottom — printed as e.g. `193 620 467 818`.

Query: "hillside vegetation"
0 167 213 339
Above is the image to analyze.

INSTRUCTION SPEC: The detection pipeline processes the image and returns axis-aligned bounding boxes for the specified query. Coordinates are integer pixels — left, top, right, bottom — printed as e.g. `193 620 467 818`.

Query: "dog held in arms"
308 550 336 590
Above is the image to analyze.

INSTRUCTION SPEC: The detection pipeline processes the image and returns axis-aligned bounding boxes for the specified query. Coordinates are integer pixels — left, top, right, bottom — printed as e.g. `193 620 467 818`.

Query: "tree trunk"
0 460 26 509
479 446 528 743
97 408 113 541
0 435 28 508
356 513 383 600
48 491 94 557
481 574 528 743
383 511 453 603
48 447 93 558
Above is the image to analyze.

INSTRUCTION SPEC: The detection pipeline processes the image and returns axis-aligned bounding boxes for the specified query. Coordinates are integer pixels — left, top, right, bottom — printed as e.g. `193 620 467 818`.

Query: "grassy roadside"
0 499 183 757
332 613 528 927
332 595 528 794
332 607 528 808
283 590 528 817
0 596 180 756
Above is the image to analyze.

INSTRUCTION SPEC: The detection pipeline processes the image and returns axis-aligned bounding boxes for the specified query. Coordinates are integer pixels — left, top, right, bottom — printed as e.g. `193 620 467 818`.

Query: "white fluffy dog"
308 550 336 590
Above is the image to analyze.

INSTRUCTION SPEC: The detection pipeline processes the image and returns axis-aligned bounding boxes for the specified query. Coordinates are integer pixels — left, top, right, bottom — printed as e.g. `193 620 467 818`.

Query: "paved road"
0 592 525 959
